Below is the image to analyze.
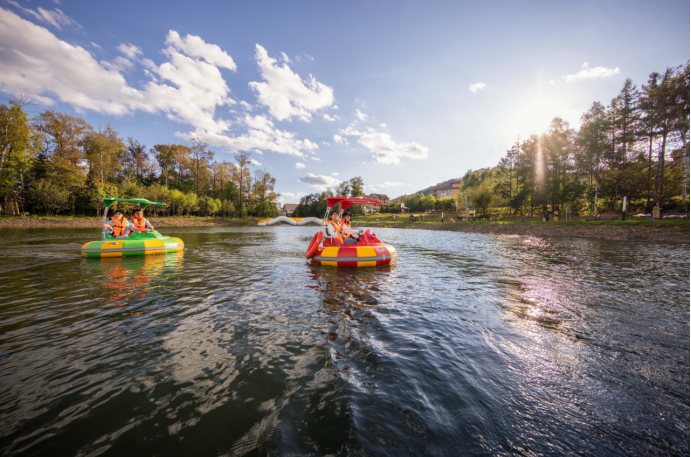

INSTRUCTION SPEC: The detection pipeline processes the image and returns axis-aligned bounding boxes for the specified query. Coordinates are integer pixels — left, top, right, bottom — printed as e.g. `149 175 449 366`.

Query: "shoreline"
1 216 688 244
0 216 260 228
355 220 690 244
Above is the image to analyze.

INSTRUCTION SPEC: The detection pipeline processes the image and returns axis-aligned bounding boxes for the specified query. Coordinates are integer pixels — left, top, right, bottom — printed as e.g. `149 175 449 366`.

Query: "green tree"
125 137 149 181
30 179 69 216
233 150 252 216
0 99 36 203
82 125 124 184
190 138 213 196
578 103 608 214
349 176 364 197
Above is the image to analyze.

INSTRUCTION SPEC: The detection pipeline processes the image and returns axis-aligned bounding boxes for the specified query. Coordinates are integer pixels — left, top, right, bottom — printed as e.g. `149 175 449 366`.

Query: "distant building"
282 203 298 216
366 193 390 204
431 181 461 199
363 194 389 213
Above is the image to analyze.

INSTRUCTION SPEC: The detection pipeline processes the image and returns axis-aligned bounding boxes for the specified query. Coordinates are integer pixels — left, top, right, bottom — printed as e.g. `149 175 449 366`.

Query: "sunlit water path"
0 226 688 456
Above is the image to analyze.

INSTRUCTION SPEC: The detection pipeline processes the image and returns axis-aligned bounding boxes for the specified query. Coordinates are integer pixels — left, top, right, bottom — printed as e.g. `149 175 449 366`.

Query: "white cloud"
380 123 387 127
280 52 291 63
278 191 306 203
355 109 367 121
303 139 318 151
339 123 363 136
0 11 237 136
8 1 77 30
249 44 334 122
375 181 403 188
331 173 339 176
165 31 237 70
310 157 321 161
90 42 102 50
323 113 336 121
333 105 338 110
333 134 349 145
248 159 262 166
562 63 620 82
295 162 306 169
322 141 330 146
180 115 318 158
117 43 142 59
304 53 314 61
469 82 486 93
337 119 429 165
299 173 341 191
0 14 325 158
358 132 429 165
239 101 253 110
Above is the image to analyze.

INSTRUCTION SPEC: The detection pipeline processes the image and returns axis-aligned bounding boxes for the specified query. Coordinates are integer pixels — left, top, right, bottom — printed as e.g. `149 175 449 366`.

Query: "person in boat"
341 212 360 244
325 210 344 243
105 210 132 238
129 207 154 233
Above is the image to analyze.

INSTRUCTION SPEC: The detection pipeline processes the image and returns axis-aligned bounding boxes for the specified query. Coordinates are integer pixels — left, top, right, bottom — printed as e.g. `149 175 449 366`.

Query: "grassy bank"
0 215 260 228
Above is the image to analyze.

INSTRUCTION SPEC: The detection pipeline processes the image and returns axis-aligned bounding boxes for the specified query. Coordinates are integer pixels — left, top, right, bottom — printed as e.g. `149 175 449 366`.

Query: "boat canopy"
103 198 166 209
326 197 384 210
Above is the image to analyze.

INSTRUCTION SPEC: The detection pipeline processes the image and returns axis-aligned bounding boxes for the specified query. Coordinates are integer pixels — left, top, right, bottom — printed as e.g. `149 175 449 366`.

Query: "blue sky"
0 0 688 202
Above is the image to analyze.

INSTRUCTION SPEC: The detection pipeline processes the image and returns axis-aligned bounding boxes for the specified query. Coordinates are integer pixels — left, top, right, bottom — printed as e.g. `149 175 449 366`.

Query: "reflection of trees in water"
88 252 183 312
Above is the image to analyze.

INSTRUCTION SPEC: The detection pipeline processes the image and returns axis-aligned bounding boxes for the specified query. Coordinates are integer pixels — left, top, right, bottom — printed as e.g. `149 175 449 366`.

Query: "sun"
499 95 584 145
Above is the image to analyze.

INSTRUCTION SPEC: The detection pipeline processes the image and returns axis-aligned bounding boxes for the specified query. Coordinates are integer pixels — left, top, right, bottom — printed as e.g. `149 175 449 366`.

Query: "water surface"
0 226 688 456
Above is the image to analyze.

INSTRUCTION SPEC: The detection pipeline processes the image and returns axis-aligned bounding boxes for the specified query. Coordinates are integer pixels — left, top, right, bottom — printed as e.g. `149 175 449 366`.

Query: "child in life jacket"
104 210 133 238
325 210 344 243
129 208 154 233
341 212 361 244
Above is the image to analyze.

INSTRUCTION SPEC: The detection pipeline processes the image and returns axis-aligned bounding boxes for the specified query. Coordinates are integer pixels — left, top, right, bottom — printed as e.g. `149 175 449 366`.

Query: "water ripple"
0 226 688 456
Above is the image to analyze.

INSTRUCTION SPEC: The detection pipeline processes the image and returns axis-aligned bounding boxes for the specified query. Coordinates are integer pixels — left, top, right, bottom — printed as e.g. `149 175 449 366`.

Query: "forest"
391 63 690 218
0 99 281 218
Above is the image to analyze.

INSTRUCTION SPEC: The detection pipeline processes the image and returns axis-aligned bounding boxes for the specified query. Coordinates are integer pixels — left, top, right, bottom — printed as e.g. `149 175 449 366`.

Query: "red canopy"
326 197 384 210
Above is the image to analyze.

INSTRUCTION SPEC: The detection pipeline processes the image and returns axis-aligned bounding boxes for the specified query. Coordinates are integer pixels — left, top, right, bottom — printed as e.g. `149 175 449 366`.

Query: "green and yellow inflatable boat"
81 197 184 258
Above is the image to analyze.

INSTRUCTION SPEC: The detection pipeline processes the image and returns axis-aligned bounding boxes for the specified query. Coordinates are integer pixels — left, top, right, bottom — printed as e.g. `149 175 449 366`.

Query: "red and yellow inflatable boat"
306 197 397 268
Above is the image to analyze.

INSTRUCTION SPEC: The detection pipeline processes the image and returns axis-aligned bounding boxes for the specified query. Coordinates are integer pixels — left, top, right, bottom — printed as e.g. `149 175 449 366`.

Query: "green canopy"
103 198 166 209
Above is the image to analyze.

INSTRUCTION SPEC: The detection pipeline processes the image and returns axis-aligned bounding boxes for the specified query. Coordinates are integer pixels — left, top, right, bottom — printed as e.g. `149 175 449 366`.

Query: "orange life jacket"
342 220 353 238
109 217 126 237
326 220 344 244
129 216 148 232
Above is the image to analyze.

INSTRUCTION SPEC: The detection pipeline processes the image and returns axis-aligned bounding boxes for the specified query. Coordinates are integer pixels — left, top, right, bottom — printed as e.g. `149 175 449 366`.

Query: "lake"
0 226 688 456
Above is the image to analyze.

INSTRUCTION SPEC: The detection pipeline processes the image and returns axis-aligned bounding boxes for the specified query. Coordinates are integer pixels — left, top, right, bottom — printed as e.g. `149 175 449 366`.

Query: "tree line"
0 98 281 218
486 62 689 218
395 62 690 218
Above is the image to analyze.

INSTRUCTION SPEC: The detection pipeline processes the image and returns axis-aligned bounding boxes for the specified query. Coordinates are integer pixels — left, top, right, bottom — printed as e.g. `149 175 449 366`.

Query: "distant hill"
392 177 462 200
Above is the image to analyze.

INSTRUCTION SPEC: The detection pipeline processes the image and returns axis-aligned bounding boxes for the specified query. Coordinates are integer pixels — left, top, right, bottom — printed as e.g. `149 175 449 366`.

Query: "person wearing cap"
129 207 154 233
105 210 133 238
